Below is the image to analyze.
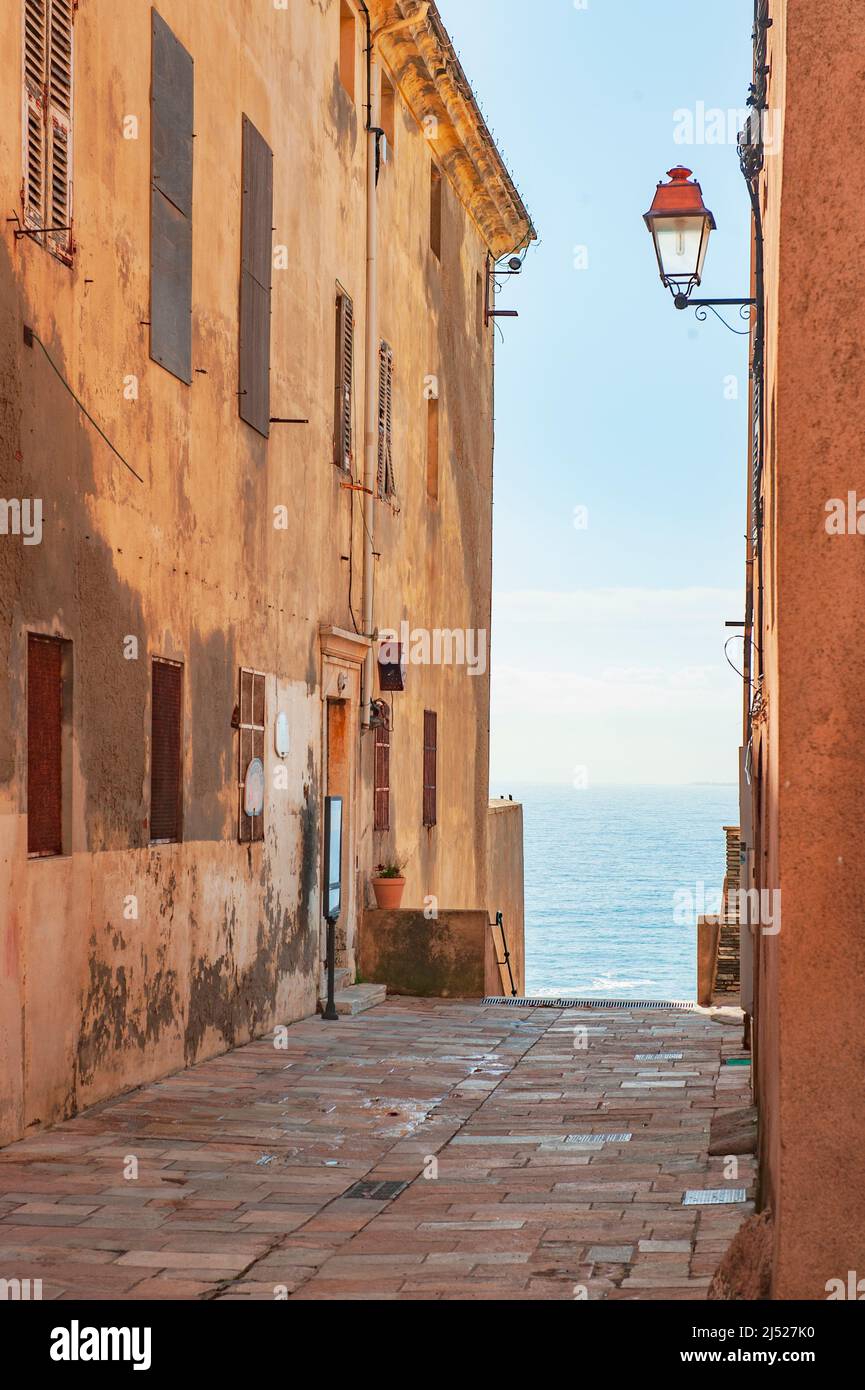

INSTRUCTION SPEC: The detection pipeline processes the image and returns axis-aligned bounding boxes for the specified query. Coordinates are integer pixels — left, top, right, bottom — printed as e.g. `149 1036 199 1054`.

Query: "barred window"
150 658 183 844
238 668 265 843
422 710 437 828
374 710 390 832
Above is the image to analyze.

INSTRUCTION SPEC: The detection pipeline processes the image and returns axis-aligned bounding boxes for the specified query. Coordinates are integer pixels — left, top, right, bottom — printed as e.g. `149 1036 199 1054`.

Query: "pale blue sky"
437 0 753 785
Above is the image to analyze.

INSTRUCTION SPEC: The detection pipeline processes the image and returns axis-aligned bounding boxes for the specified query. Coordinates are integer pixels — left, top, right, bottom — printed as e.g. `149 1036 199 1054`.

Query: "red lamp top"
644 166 717 226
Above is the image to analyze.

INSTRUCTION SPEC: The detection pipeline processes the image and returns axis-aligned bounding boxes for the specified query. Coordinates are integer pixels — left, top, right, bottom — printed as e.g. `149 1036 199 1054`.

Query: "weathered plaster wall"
360 908 487 997
0 0 523 1144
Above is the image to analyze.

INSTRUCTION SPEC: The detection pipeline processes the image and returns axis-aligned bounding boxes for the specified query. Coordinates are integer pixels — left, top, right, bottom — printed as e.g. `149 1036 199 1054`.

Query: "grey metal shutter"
150 10 193 384
239 115 273 437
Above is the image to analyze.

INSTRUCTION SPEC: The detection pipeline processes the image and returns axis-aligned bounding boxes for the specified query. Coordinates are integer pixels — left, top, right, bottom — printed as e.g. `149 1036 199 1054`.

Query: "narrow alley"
0 1000 753 1300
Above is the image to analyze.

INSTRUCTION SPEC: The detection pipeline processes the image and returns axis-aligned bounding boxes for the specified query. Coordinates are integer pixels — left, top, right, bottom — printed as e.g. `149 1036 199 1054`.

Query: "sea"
501 783 739 1003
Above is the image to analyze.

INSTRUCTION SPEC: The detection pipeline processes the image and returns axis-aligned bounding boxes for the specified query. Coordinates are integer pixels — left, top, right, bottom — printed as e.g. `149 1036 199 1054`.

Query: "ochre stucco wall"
0 0 529 1145
750 0 865 1299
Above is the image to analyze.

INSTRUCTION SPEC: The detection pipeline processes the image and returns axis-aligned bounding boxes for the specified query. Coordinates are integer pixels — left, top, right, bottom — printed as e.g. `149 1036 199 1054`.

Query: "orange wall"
751 0 865 1298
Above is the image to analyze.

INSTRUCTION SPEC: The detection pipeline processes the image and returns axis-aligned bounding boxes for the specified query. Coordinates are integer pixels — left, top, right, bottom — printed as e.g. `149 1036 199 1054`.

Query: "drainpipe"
358 2 430 730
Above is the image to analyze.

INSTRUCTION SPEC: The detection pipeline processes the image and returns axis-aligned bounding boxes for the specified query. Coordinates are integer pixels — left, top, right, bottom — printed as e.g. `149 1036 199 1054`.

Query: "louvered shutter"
335 290 354 471
22 0 47 231
422 710 437 828
150 659 183 843
46 0 73 259
150 10 194 383
27 634 63 856
373 714 390 831
239 116 273 438
238 668 265 843
377 341 395 499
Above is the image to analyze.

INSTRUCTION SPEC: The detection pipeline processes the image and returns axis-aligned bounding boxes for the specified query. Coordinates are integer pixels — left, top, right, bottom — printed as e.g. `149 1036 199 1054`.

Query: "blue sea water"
502 783 739 1002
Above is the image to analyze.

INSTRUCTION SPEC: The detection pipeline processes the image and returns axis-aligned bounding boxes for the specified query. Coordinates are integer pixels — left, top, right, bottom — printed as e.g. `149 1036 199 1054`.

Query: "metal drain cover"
343 1180 408 1201
564 1133 632 1145
634 1053 684 1062
683 1188 747 1206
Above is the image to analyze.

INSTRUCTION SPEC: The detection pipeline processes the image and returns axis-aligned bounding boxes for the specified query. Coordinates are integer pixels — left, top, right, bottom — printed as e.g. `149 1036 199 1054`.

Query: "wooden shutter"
239 116 273 438
150 10 193 383
22 0 47 231
150 658 183 842
334 289 354 471
27 634 63 856
377 340 395 499
374 713 390 831
238 668 265 843
46 0 73 260
422 709 437 828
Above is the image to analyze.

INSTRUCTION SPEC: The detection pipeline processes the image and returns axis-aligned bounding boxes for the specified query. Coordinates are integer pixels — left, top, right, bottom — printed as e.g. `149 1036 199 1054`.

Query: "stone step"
333 968 353 989
333 982 387 1016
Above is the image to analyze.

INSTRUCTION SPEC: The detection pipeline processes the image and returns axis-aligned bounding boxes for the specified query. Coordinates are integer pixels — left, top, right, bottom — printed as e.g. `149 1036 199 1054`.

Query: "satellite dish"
275 711 290 759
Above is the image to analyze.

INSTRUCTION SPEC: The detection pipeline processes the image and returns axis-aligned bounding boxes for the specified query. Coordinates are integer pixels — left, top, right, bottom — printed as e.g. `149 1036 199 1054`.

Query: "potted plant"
371 858 407 910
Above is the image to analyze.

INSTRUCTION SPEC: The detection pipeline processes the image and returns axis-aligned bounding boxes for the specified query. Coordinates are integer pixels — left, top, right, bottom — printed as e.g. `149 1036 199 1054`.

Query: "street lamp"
644 165 755 322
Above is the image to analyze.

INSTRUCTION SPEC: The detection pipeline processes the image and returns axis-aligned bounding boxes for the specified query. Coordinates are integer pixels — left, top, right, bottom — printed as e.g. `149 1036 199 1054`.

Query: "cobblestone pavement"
0 999 755 1300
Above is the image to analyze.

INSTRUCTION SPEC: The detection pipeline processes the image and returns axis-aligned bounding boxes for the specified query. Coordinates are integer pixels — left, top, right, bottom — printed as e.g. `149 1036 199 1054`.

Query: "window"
426 394 439 500
27 633 67 856
381 71 396 158
374 710 390 832
334 287 354 472
150 658 183 844
422 711 437 828
477 269 485 340
239 114 274 438
22 0 74 262
237 668 265 844
430 163 442 260
377 340 395 499
150 10 194 384
339 1 356 100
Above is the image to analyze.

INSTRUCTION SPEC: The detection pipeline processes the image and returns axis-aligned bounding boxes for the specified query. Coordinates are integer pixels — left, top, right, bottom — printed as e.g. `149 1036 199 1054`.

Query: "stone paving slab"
0 998 754 1300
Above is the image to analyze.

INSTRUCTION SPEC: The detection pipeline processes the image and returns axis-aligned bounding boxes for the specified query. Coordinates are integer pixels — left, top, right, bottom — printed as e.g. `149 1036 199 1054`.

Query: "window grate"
238 668 265 843
150 658 183 843
422 710 437 827
27 633 64 856
373 710 390 832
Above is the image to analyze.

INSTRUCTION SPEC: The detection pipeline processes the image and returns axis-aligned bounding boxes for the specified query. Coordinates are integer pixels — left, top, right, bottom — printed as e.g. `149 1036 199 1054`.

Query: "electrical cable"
27 327 144 484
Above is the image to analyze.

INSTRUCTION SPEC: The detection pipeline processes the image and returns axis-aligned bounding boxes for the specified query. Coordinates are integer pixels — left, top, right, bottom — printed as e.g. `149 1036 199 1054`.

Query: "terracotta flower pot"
371 876 406 910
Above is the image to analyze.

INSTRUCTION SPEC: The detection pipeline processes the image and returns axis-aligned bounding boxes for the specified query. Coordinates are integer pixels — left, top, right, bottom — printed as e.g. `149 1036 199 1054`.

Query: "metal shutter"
27 634 63 856
422 709 437 828
374 715 390 831
150 10 193 383
150 658 183 842
22 0 47 231
377 340 394 499
334 290 354 471
239 115 273 438
46 0 73 260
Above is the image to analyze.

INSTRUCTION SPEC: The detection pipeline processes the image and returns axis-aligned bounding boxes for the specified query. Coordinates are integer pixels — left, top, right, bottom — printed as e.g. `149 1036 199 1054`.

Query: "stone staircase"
320 968 386 1017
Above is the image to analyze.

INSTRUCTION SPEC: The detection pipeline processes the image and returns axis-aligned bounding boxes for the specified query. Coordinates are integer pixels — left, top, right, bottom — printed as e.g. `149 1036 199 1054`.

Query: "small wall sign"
243 757 265 817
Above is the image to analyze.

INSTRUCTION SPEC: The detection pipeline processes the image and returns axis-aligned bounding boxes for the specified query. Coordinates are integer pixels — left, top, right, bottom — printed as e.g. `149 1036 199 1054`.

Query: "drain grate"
634 1053 684 1062
683 1188 747 1206
482 996 697 1012
343 1180 409 1201
562 1133 632 1146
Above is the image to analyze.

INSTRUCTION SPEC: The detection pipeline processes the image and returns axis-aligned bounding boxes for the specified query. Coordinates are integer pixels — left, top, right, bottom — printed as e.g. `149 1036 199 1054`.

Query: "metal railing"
489 911 517 997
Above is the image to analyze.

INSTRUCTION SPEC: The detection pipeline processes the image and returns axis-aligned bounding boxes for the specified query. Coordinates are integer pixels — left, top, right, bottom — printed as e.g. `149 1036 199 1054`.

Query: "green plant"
373 857 406 879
